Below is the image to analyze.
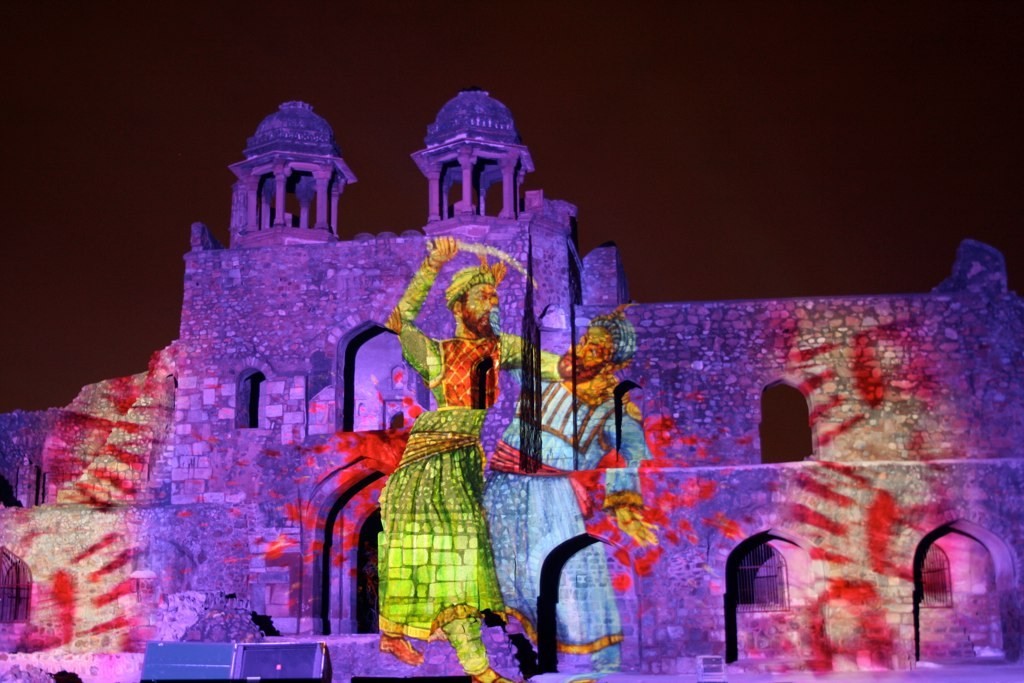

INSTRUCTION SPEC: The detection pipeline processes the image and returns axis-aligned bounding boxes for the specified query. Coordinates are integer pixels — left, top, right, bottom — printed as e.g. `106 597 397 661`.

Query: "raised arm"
385 237 458 334
498 335 561 379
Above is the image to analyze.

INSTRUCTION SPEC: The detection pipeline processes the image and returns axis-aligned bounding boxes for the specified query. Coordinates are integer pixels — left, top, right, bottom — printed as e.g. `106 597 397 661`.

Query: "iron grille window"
921 544 953 608
0 547 30 622
736 543 788 612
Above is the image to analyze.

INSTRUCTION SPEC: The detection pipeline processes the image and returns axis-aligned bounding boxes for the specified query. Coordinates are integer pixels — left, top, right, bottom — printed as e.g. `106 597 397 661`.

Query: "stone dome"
425 88 521 146
244 101 341 158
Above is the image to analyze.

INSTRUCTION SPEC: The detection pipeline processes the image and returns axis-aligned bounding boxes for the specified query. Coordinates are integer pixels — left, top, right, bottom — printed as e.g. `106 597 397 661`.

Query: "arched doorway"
317 472 384 635
536 534 633 673
356 509 382 634
725 532 814 663
339 324 430 432
914 522 1010 661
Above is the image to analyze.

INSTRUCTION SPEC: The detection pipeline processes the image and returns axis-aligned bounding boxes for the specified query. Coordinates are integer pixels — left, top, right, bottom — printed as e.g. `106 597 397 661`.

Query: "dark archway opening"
724 533 790 663
473 358 495 409
237 370 266 429
759 382 812 464
356 509 382 634
342 326 391 432
613 381 641 451
318 472 384 635
536 534 602 673
0 476 21 508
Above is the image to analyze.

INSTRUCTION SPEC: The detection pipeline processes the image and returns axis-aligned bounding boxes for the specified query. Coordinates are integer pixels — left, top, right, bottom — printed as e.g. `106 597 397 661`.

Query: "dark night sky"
2 1 1021 413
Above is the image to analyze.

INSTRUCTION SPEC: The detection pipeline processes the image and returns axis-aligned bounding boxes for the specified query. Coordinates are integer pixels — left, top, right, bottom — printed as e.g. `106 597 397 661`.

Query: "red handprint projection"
243 425 403 633
17 529 146 653
52 570 76 648
781 321 939 459
43 349 175 507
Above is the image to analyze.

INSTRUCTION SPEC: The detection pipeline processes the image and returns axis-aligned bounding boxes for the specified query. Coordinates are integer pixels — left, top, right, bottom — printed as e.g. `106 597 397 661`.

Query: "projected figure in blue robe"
484 309 658 672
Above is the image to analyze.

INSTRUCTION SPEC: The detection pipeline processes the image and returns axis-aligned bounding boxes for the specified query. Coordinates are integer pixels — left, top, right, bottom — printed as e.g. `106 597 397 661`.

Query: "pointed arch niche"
725 532 818 664
311 471 384 635
535 534 639 674
913 521 1015 662
472 357 495 409
338 324 431 432
236 369 267 429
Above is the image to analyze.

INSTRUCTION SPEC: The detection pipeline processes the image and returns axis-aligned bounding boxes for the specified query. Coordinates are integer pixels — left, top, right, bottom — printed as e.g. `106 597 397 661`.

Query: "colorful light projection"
0 350 176 653
1 238 1017 678
373 237 529 683
485 307 656 674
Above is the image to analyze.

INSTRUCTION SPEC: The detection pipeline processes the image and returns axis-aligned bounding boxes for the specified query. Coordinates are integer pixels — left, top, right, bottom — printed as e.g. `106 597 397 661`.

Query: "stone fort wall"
0 91 1020 679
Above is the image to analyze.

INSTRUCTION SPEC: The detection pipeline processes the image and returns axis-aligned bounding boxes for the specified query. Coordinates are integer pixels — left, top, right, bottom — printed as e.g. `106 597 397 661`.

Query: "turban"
445 255 505 309
589 308 637 365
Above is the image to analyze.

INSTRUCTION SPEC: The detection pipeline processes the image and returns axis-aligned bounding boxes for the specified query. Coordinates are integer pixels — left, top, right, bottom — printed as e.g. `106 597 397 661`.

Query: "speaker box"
141 641 234 681
230 641 330 681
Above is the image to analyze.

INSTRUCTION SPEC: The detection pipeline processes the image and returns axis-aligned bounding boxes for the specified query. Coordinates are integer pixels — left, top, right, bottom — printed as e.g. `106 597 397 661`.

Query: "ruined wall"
170 219 575 506
615 286 1023 467
0 235 1020 677
0 410 56 507
43 359 176 507
626 460 1024 673
2 86 1020 680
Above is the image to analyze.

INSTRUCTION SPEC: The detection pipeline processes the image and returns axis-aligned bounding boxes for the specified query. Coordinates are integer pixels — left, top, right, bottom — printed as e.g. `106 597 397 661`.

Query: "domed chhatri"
425 87 521 146
245 101 341 158
413 88 534 224
228 101 356 246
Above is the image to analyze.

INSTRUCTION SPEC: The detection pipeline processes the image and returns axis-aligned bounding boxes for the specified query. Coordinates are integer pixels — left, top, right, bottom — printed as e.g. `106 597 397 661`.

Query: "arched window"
920 544 952 608
0 548 30 622
236 370 266 429
472 358 495 409
735 543 787 612
725 534 804 662
759 382 812 463
34 466 44 506
613 381 641 451
340 324 432 432
913 522 1006 661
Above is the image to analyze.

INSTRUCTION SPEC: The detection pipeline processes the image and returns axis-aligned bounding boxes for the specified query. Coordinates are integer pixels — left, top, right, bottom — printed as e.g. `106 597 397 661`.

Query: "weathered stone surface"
0 95 1020 680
